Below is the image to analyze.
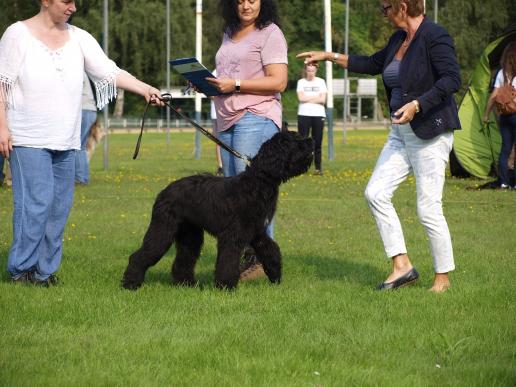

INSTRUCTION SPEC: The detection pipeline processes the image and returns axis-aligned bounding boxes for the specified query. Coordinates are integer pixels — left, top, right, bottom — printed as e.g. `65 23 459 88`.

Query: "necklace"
402 36 412 47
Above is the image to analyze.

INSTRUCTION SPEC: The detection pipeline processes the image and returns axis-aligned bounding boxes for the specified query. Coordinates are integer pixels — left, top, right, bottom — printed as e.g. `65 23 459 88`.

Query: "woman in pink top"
0 0 162 286
206 0 288 280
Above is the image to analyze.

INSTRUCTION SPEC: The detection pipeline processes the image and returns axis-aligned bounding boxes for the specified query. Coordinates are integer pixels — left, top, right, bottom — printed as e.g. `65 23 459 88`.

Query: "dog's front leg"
251 234 281 284
122 214 175 290
214 240 243 290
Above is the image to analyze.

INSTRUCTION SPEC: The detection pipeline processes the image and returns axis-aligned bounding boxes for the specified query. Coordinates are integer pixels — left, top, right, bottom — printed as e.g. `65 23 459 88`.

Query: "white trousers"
364 123 455 273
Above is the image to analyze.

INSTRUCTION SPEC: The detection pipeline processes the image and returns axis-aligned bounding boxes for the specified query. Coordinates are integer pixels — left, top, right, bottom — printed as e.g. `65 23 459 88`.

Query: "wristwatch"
412 99 420 113
235 79 241 93
333 53 340 62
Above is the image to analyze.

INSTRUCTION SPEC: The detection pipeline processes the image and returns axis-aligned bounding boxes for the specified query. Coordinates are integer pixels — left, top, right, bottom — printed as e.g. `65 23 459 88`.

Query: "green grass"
0 130 515 386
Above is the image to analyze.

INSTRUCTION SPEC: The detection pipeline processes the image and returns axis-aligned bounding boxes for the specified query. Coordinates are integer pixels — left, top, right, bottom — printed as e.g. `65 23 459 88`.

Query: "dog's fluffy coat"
122 131 313 290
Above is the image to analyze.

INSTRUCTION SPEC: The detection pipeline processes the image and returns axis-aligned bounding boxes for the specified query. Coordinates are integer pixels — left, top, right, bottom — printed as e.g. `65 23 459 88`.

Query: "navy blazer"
348 17 461 139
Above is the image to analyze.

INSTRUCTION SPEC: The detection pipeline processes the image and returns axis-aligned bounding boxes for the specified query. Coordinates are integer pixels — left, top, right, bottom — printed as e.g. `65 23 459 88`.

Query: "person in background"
75 73 97 185
0 0 162 286
206 0 288 281
297 0 461 292
210 69 223 176
483 41 516 189
297 62 327 175
0 156 4 185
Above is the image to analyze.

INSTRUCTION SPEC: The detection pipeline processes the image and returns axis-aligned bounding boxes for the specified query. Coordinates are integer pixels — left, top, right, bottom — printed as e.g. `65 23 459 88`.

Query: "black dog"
122 131 313 290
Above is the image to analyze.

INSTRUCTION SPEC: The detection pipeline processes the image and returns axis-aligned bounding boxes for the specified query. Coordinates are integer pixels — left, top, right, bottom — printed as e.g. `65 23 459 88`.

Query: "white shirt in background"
297 77 327 117
494 69 516 88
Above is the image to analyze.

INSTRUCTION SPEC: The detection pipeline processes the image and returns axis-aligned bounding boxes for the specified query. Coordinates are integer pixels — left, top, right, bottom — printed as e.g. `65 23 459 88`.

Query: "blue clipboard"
169 57 221 97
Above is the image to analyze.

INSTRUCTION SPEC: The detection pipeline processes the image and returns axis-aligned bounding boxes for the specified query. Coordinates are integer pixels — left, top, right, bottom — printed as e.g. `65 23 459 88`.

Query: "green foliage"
0 131 515 385
0 0 512 116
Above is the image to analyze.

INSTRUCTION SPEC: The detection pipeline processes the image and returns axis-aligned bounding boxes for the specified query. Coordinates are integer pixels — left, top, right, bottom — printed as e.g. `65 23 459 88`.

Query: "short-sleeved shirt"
297 77 327 117
0 22 120 150
494 69 516 88
214 23 288 131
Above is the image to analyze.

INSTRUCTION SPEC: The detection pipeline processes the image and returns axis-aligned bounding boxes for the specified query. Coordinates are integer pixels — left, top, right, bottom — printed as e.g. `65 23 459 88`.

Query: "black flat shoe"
377 268 419 291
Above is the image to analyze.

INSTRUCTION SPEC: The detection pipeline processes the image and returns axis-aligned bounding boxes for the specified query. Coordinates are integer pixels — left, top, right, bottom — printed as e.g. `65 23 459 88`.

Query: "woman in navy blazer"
298 0 461 293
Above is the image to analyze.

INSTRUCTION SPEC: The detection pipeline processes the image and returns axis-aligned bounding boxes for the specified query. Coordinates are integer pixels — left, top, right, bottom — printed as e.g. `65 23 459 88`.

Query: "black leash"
133 93 251 166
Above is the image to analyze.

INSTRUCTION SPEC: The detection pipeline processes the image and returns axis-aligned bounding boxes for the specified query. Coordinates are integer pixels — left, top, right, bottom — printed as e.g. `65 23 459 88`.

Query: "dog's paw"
215 279 238 290
121 279 142 290
121 271 145 290
172 278 196 287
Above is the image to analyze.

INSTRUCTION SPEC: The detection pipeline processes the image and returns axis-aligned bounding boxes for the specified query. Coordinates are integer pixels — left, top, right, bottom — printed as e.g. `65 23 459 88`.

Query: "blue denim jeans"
218 112 279 238
8 147 75 281
75 109 97 184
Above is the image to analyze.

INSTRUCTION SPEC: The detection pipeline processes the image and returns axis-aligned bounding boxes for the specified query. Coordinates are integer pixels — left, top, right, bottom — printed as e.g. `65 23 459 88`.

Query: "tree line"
1 0 514 117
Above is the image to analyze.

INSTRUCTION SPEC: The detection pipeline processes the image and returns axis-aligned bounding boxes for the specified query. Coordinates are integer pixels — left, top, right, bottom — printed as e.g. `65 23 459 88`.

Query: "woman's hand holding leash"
146 86 165 107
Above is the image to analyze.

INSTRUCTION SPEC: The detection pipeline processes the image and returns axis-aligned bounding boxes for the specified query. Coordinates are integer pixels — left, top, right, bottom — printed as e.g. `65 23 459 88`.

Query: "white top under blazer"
0 22 122 150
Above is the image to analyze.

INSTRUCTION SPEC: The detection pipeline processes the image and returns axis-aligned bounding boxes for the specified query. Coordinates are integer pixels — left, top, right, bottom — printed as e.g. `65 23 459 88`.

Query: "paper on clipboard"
169 57 221 97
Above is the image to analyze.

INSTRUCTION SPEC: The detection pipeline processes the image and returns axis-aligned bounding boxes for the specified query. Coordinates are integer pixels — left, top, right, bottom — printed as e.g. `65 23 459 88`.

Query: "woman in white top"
483 41 516 189
296 62 327 174
0 0 162 286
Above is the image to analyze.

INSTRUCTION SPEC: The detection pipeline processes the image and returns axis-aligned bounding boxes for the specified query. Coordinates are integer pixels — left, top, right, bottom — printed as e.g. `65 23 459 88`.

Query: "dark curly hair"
220 0 280 38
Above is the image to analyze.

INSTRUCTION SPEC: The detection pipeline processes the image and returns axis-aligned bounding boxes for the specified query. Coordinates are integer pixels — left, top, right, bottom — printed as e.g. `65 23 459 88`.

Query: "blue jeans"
8 147 75 281
218 112 279 238
498 113 516 187
75 110 97 184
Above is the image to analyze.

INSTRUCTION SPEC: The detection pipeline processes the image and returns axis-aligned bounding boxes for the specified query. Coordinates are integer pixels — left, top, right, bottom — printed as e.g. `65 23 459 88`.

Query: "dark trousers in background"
498 112 516 187
297 115 324 170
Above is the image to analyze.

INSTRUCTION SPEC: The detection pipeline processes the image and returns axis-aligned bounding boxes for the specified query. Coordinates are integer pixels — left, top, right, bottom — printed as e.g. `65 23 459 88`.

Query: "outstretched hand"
296 51 329 64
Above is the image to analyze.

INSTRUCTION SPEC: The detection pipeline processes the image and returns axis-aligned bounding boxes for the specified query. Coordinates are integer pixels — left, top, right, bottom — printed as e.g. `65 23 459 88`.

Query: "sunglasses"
379 4 392 16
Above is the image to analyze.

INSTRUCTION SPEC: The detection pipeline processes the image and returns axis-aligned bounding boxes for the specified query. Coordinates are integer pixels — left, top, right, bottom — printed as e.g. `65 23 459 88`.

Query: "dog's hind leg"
172 223 203 287
122 212 176 290
214 238 244 290
251 233 282 284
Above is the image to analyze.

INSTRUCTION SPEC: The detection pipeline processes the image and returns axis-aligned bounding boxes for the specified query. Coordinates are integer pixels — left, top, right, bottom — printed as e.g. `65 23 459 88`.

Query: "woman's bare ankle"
429 273 451 292
385 254 413 282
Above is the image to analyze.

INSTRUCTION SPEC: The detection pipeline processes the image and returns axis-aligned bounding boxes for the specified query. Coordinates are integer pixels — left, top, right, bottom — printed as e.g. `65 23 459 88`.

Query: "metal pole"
102 0 109 170
324 0 334 161
166 0 171 150
343 0 349 144
434 0 438 23
194 0 202 159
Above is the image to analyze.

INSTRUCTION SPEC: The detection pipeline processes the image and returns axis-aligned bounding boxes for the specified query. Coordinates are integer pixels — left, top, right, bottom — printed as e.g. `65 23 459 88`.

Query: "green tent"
450 24 516 179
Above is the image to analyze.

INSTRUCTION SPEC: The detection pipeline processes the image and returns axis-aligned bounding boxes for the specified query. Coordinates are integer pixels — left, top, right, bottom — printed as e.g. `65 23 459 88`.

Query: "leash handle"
133 93 250 166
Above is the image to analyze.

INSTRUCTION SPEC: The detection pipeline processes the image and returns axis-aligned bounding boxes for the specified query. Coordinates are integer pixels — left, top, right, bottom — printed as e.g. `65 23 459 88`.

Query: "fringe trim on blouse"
94 70 121 110
0 74 15 109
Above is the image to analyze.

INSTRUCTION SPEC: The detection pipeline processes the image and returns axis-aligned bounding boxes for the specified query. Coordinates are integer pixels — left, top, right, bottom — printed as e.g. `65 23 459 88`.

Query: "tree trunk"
113 88 124 118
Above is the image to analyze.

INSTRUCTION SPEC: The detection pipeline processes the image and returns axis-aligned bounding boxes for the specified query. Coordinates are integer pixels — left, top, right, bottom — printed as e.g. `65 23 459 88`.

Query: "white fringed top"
0 22 121 150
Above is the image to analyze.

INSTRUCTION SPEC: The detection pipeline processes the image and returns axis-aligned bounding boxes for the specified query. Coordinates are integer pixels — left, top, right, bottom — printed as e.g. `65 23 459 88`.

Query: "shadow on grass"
0 246 382 290
294 254 384 286
0 250 9 281
141 253 383 290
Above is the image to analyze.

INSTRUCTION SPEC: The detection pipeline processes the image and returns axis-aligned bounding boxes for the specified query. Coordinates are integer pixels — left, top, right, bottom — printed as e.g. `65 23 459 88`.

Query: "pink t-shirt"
214 23 288 131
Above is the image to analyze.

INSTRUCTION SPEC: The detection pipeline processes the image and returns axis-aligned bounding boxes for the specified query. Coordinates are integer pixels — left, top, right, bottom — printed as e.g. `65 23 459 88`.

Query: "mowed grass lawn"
0 130 514 386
